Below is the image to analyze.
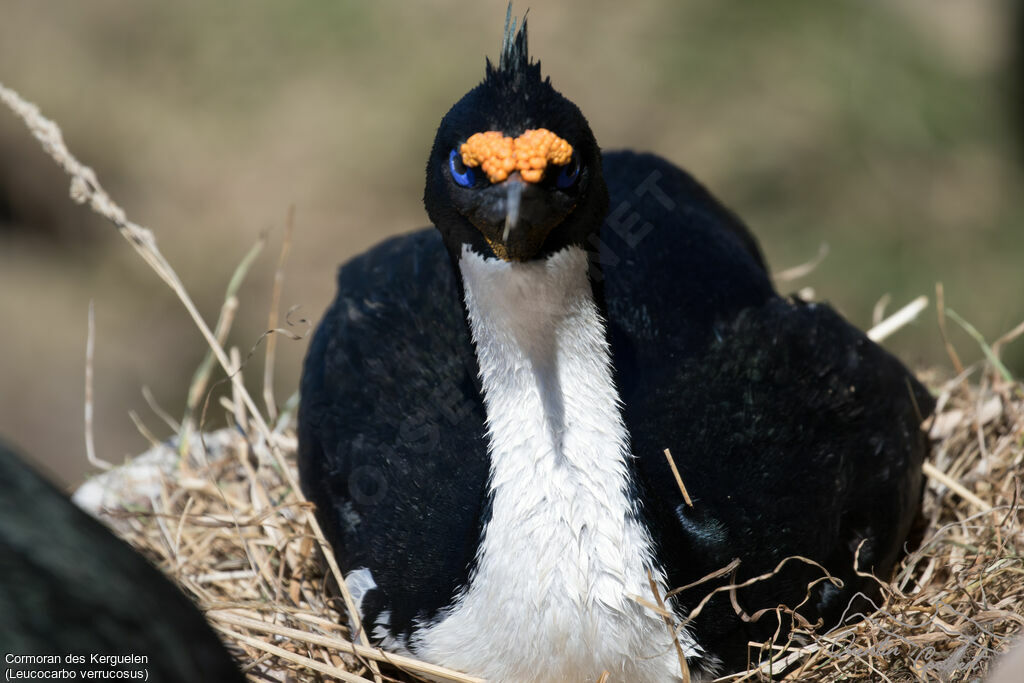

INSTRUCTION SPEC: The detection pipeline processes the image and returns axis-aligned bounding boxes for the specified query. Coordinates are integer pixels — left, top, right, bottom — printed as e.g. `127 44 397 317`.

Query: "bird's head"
424 10 608 263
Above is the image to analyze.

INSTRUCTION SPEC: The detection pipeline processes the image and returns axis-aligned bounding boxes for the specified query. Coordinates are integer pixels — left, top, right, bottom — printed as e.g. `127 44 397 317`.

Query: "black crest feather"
486 5 541 87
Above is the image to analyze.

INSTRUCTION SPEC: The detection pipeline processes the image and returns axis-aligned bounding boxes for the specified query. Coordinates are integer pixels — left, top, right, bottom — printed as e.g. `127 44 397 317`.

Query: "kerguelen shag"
299 11 934 682
0 441 245 682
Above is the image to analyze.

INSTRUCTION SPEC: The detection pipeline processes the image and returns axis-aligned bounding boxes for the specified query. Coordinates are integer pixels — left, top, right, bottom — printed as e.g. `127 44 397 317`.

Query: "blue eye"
449 149 476 187
556 156 580 189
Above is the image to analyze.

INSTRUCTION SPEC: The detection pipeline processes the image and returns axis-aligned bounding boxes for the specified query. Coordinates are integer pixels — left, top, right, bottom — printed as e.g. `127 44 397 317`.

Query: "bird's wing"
597 149 777 398
597 151 932 665
298 228 491 642
625 296 933 667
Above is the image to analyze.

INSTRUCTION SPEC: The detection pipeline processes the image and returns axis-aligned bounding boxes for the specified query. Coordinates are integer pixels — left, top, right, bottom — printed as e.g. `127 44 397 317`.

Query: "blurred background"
1 1 1021 487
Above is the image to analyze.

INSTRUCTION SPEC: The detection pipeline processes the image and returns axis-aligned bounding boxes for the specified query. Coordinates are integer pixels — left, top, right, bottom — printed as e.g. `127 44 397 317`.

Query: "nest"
737 368 1024 681
75 403 486 683
68 358 1023 683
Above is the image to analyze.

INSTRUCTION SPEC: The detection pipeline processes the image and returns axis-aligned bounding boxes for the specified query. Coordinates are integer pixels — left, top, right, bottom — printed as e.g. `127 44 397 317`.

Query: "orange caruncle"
460 128 573 183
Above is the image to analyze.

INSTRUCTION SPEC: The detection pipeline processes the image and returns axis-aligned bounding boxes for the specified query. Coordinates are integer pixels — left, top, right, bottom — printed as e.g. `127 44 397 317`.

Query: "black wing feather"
298 229 491 640
599 151 932 669
596 151 776 402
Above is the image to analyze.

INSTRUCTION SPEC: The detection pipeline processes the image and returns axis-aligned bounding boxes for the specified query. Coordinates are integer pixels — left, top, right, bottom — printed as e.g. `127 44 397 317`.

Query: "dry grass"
72 360 1024 683
4 81 1024 682
725 368 1024 681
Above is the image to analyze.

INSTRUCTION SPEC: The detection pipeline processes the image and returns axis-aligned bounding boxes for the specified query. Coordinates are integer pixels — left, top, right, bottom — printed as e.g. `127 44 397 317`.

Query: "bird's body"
299 13 932 682
0 441 244 682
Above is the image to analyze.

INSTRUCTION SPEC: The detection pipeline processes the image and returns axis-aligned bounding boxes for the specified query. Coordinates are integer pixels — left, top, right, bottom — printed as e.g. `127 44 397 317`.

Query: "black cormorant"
0 441 245 682
299 12 933 681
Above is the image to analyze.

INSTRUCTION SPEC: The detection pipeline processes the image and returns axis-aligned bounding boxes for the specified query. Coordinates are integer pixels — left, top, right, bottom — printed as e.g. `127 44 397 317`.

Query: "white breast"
410 245 706 683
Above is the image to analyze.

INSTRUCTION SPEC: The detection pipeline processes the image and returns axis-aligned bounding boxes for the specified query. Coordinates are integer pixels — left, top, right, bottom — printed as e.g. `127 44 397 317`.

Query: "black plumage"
0 441 245 682
300 230 491 635
299 11 933 678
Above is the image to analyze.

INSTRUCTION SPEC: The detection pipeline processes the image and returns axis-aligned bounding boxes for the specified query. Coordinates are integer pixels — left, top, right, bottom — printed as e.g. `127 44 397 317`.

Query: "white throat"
411 245 703 683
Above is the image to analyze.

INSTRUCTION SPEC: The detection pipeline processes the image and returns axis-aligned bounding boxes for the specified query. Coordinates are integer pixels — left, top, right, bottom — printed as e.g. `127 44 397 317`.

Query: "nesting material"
77 414 485 682
723 368 1024 682
74 361 1022 682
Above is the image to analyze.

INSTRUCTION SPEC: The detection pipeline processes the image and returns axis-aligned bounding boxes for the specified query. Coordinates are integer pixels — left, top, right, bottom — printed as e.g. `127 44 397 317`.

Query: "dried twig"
867 296 928 343
210 611 486 683
264 205 296 422
84 300 112 470
923 460 994 514
664 448 693 507
647 570 691 683
775 243 829 284
936 282 965 375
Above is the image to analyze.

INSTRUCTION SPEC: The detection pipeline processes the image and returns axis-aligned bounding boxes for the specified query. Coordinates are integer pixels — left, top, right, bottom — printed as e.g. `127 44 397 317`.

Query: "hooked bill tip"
503 181 523 242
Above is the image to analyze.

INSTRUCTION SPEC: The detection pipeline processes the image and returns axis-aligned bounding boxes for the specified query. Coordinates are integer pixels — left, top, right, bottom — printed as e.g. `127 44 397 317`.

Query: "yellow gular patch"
460 129 573 184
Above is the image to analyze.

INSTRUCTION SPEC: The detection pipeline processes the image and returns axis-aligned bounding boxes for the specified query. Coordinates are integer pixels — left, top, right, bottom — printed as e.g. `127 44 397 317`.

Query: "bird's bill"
464 173 572 261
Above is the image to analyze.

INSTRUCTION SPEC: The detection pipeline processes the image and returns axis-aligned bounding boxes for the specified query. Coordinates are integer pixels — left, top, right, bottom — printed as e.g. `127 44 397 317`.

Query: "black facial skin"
423 36 609 264
450 169 578 262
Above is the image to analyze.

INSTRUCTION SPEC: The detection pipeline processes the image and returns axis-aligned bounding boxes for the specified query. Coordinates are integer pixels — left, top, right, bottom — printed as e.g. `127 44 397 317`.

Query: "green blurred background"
1 1 1021 487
